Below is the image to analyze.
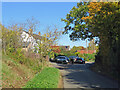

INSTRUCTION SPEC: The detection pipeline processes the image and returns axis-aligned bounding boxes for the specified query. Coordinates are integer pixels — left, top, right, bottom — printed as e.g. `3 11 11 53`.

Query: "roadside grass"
2 55 35 88
8 53 42 73
23 67 60 88
2 54 60 88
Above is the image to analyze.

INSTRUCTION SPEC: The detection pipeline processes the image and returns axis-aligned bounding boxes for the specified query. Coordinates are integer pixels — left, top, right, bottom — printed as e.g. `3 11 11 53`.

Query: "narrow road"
52 62 119 88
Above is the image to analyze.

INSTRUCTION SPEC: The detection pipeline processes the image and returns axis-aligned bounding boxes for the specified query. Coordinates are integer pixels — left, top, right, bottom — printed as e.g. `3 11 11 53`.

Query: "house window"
23 46 27 48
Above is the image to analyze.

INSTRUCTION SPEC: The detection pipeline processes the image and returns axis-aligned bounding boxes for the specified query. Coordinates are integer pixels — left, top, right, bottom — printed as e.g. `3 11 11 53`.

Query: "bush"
5 51 42 73
60 51 76 57
78 53 96 62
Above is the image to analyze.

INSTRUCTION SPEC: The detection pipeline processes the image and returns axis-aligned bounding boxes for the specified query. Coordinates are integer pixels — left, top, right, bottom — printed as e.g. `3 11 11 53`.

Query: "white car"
55 56 70 64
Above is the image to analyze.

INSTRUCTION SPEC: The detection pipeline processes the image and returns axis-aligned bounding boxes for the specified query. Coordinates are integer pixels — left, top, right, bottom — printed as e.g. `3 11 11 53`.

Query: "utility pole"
86 40 88 54
92 39 95 52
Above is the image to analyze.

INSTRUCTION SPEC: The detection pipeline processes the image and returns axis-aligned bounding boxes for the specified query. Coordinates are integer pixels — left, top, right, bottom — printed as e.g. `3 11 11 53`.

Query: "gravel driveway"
51 62 119 88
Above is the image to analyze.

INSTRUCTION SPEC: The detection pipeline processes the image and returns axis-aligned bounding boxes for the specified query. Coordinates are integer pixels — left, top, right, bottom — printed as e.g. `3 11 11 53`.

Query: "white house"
20 30 41 53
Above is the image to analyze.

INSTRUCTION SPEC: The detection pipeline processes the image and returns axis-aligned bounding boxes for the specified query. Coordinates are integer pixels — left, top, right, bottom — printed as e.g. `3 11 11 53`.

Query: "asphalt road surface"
52 62 119 88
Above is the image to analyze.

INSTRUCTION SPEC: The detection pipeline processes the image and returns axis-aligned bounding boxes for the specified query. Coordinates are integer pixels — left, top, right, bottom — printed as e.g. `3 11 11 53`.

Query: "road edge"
88 63 120 87
58 72 64 88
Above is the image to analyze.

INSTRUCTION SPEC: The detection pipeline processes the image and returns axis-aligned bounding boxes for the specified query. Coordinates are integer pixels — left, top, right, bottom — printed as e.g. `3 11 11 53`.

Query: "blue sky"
2 2 89 49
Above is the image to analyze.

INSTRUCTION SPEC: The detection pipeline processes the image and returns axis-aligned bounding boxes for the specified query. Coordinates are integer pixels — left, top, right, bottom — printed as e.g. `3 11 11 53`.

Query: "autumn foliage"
62 1 120 80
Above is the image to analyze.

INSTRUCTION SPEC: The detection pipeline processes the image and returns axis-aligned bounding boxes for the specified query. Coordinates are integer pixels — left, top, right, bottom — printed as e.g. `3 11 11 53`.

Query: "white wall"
21 31 39 53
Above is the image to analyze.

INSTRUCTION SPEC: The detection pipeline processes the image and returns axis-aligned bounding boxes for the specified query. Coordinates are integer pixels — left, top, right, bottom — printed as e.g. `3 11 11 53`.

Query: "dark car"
55 56 70 64
69 56 79 61
74 57 85 64
57 55 66 57
49 57 56 62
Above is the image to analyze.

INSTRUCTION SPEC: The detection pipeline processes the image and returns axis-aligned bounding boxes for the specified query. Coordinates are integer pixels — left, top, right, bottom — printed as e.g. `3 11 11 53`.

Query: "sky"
2 2 89 49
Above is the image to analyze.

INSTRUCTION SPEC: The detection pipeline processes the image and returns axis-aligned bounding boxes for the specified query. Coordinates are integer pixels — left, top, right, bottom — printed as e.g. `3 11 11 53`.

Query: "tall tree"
88 39 96 50
1 24 22 55
62 2 120 73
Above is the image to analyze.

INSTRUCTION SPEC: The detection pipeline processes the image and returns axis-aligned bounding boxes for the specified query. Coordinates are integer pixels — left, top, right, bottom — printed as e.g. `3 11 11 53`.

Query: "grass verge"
2 55 35 88
23 67 60 88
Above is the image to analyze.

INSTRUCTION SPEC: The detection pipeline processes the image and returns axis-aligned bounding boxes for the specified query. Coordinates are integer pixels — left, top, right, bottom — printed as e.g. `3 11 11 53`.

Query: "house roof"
32 34 43 40
51 45 60 47
21 30 43 40
51 45 70 47
77 50 96 54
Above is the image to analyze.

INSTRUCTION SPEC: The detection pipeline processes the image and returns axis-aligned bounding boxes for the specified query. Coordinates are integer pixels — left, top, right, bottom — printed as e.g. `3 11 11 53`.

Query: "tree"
1 24 22 55
62 2 120 75
70 46 85 53
62 2 119 43
24 17 40 34
61 2 91 41
88 39 96 50
37 26 62 61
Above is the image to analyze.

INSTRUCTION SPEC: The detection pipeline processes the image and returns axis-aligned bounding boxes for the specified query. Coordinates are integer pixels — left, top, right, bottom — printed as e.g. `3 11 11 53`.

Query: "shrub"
78 53 96 62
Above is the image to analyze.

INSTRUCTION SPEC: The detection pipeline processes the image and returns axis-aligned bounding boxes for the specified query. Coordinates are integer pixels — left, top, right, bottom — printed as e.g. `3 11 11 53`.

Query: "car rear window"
57 57 65 59
77 58 83 60
69 56 77 58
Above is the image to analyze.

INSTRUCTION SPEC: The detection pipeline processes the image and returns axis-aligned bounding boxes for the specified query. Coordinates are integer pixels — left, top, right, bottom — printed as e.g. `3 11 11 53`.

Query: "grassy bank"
2 55 35 88
2 54 60 88
2 54 49 88
23 67 60 88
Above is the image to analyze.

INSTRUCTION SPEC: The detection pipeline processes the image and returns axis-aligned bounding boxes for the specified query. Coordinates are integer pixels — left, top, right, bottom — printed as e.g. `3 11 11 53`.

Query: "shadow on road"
54 62 119 88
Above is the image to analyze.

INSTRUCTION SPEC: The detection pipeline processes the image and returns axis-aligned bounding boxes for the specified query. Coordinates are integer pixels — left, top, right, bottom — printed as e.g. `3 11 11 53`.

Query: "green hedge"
78 53 96 62
23 67 60 88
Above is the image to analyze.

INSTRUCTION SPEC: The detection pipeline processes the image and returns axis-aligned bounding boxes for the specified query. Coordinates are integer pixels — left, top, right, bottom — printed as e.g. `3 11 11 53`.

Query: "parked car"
49 57 56 62
57 55 66 57
55 56 70 64
74 57 85 64
69 56 79 62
